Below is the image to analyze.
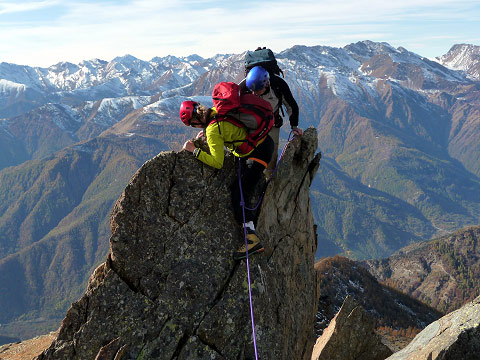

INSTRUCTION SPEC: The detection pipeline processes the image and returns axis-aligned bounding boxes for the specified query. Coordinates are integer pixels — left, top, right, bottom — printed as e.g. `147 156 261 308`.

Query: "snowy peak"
274 41 469 111
0 53 211 95
79 58 108 67
280 45 360 72
345 40 463 81
0 53 216 118
0 79 26 94
150 55 183 66
109 54 154 74
184 54 204 62
49 61 81 74
344 40 398 59
437 44 480 79
112 54 140 64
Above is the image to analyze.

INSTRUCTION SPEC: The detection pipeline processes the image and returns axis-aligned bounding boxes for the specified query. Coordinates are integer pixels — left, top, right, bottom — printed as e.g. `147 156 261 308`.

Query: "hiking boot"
233 231 264 260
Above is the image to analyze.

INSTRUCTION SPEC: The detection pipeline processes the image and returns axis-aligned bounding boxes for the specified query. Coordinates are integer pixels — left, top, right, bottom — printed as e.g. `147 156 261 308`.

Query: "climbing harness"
237 130 297 359
244 130 297 213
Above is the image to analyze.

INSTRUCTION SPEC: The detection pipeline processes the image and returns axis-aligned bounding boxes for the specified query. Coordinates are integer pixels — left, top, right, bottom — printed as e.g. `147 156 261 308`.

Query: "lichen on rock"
36 128 321 360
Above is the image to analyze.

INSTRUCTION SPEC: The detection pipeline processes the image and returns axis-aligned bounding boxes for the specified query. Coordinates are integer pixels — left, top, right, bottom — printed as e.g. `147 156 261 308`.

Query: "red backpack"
211 82 274 155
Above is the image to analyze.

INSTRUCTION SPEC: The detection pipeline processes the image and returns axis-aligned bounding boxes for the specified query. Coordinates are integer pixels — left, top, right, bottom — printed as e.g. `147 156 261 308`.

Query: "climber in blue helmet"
246 66 270 92
241 65 302 179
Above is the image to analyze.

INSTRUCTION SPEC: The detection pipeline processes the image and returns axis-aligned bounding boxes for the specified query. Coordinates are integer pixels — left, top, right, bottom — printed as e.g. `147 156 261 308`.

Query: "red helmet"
179 100 198 126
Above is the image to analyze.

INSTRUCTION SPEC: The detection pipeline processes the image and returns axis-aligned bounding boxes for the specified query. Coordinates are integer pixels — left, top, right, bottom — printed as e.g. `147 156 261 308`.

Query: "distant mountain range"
365 225 480 314
1 41 480 341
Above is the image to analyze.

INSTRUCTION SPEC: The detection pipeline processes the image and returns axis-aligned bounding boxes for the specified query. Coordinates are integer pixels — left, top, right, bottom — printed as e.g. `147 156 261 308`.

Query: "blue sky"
1 0 479 67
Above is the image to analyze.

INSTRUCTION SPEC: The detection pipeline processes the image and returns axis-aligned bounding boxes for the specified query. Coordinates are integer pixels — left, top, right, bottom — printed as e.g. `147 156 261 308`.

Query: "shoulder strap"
209 116 250 150
209 115 245 129
240 103 270 122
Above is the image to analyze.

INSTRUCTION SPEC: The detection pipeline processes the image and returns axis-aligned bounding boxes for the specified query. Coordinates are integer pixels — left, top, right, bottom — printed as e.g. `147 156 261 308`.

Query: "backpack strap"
209 115 247 142
240 103 270 124
209 115 260 151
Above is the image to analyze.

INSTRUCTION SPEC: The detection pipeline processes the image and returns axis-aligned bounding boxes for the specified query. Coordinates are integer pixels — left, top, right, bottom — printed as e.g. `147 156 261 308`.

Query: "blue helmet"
246 66 270 91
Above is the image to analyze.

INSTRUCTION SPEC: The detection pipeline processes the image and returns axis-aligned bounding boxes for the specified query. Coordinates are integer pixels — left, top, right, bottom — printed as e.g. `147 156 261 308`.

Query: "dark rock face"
36 128 321 360
312 295 392 360
366 226 480 314
314 256 442 339
387 295 480 360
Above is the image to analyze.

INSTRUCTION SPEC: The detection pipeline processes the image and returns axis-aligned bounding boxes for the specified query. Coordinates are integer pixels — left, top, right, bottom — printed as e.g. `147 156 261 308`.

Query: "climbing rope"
237 130 297 359
238 167 259 360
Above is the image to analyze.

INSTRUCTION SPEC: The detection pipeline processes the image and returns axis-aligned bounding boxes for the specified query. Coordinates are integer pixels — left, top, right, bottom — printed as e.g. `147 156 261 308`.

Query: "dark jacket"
239 75 299 128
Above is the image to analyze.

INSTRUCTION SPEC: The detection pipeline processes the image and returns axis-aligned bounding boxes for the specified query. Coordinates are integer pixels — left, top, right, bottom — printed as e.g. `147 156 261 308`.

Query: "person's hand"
182 140 196 153
196 130 204 139
292 127 303 136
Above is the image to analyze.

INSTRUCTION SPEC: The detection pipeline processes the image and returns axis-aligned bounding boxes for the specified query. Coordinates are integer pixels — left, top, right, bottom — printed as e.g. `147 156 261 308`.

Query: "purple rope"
236 130 297 359
244 130 296 211
238 160 259 360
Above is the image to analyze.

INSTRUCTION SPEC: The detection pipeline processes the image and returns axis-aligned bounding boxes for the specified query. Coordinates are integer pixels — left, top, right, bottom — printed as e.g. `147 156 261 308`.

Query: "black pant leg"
231 136 274 225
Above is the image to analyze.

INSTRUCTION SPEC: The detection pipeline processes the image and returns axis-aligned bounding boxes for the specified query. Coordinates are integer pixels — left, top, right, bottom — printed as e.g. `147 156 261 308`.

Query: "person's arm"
193 123 225 169
276 77 299 128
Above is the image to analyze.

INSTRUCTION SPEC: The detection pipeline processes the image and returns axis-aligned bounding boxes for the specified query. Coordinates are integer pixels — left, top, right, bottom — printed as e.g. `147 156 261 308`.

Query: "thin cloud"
0 0 478 66
0 0 59 15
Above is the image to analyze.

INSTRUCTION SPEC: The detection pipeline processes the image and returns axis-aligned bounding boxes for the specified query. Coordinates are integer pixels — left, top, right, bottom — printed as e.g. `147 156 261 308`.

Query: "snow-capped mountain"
0 54 211 118
277 42 470 125
0 54 209 93
436 43 480 79
2 41 476 122
2 41 479 180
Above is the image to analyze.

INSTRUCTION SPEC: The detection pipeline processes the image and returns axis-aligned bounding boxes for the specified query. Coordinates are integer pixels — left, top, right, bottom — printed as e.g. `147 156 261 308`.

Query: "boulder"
387 295 480 360
312 295 392 360
36 128 321 360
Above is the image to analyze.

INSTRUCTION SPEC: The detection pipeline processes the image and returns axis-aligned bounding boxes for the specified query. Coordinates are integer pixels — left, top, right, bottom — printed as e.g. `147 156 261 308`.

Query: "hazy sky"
1 0 479 67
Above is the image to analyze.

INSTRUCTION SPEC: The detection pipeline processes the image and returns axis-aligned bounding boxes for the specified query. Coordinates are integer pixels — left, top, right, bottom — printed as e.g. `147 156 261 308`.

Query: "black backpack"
244 47 285 121
244 47 284 78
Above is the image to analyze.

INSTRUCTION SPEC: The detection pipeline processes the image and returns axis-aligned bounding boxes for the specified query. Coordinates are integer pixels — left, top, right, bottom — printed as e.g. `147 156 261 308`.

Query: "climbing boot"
233 230 264 260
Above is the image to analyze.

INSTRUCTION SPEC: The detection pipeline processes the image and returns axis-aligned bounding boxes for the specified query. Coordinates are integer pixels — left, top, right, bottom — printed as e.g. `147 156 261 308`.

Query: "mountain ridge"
365 225 480 314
